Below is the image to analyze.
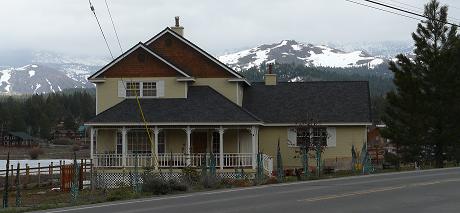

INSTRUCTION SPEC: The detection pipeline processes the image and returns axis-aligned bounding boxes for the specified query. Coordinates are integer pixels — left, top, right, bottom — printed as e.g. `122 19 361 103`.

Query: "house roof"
9 132 34 140
145 28 250 85
242 81 372 124
88 43 191 80
86 86 261 125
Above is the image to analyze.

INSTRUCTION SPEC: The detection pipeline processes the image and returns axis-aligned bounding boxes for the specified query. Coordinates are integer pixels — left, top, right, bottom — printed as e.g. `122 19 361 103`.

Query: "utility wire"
362 0 460 27
383 0 460 22
89 0 114 59
104 0 124 53
345 0 423 22
87 0 160 170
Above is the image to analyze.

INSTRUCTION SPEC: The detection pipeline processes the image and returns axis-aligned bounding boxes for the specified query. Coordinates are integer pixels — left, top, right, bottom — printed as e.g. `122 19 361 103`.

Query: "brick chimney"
264 64 277 85
171 16 184 37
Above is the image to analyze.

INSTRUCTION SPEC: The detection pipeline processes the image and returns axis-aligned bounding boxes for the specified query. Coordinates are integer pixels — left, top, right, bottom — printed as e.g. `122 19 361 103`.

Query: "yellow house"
85 18 371 175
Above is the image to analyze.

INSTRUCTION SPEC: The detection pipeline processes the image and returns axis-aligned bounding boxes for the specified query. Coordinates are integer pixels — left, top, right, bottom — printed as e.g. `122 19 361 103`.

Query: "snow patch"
34 83 41 93
0 69 12 92
29 70 36 77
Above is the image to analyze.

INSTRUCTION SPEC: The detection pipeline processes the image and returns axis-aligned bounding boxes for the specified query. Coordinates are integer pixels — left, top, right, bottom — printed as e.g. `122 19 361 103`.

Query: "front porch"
89 125 272 174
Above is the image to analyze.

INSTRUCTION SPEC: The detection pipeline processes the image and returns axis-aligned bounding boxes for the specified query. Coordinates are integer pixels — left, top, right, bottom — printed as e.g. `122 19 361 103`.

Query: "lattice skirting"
94 170 256 189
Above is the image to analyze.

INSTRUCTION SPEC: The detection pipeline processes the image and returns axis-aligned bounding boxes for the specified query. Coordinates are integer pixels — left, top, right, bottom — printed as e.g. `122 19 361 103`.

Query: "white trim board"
88 43 191 80
145 28 250 86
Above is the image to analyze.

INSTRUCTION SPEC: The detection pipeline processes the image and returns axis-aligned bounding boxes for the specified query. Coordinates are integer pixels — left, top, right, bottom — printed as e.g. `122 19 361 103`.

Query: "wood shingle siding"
102 48 181 78
147 32 233 78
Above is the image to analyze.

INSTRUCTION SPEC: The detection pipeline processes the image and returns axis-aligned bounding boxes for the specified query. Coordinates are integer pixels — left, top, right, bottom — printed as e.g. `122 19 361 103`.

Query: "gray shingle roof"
87 86 260 124
242 81 371 123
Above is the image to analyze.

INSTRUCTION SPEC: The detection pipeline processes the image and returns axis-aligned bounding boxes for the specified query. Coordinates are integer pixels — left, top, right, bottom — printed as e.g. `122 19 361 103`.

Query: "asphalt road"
40 167 460 213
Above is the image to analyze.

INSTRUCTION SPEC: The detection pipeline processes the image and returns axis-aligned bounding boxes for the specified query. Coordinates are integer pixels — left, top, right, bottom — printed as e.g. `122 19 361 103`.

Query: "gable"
102 48 180 78
88 43 190 80
146 29 235 78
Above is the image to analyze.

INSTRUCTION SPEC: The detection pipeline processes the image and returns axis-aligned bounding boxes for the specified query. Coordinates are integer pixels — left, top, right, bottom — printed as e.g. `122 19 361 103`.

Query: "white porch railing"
93 153 254 168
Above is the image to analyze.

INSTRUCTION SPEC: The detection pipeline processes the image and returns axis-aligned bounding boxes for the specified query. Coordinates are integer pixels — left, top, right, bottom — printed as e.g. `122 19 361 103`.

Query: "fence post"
11 164 14 186
26 164 30 184
50 162 54 186
37 163 41 188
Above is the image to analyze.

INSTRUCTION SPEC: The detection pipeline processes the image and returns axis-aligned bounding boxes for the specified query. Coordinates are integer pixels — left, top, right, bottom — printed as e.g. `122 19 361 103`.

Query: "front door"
192 132 207 153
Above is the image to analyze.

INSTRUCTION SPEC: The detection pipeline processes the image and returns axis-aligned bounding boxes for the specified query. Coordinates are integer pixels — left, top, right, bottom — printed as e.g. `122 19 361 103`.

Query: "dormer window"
142 82 157 97
126 82 140 97
125 81 158 98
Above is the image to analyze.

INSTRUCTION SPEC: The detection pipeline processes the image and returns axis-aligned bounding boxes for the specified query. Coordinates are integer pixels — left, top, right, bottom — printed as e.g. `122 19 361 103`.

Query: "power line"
104 0 123 54
363 0 460 27
89 0 114 59
383 0 460 22
345 0 423 22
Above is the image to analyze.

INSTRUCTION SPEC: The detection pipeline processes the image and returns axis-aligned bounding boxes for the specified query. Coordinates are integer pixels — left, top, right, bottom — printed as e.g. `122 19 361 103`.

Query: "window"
116 132 122 154
158 131 165 153
288 127 328 147
126 82 140 97
143 82 157 97
125 82 157 97
212 132 219 154
127 130 152 154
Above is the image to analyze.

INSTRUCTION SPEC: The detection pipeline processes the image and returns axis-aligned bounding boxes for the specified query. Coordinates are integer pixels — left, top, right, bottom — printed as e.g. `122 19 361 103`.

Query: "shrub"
181 167 200 184
107 187 135 201
29 147 44 159
142 175 171 195
168 179 188 191
201 174 218 188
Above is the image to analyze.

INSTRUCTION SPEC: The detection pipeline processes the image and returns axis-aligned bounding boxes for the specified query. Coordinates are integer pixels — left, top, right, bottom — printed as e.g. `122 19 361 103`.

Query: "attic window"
125 81 157 98
137 53 146 63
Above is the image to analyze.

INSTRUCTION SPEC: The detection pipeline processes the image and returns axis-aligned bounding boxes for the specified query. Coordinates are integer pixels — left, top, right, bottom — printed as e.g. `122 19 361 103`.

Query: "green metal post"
276 140 284 183
2 152 10 208
70 153 79 203
15 163 21 207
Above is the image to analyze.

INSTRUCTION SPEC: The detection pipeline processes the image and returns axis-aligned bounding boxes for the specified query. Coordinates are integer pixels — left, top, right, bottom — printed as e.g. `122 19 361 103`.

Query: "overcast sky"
1 0 459 57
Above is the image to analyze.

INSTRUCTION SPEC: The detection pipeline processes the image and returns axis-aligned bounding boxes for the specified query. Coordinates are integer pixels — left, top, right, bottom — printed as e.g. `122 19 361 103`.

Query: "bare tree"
293 115 328 178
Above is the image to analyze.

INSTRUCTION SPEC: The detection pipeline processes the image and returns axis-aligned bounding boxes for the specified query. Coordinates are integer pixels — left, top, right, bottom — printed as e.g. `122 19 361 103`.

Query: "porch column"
153 126 160 170
250 126 259 169
219 126 225 170
185 126 192 166
122 127 128 167
90 127 95 160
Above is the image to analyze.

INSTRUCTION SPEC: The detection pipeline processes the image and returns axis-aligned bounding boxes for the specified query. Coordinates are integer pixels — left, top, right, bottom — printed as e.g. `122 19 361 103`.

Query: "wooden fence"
0 159 92 191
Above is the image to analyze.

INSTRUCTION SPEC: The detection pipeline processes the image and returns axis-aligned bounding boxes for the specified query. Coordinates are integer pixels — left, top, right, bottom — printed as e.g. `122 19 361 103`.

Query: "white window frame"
287 127 330 147
125 81 159 98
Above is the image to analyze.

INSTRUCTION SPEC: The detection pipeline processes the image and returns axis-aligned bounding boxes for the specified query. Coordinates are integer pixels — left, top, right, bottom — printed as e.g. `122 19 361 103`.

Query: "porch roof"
86 86 261 125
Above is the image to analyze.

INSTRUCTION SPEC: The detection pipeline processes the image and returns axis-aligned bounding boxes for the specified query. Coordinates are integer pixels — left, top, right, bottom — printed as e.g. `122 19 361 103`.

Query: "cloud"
0 0 458 57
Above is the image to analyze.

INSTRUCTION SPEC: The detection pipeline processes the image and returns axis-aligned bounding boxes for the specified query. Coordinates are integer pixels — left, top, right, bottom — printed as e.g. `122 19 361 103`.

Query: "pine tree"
383 0 459 167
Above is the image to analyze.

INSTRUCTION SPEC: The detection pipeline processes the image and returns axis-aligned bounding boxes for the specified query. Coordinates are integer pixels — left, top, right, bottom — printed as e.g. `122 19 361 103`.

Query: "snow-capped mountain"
0 51 108 95
218 40 388 71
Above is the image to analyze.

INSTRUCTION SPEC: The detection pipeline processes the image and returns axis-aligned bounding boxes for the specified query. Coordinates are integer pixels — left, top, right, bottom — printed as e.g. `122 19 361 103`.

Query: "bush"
181 167 200 184
107 187 135 201
142 175 171 195
201 174 218 188
29 147 44 159
168 179 188 191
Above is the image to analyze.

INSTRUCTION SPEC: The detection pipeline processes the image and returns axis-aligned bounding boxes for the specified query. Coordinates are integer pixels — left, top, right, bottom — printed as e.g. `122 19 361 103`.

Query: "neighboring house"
51 122 78 141
85 17 371 174
368 124 396 163
1 131 37 147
